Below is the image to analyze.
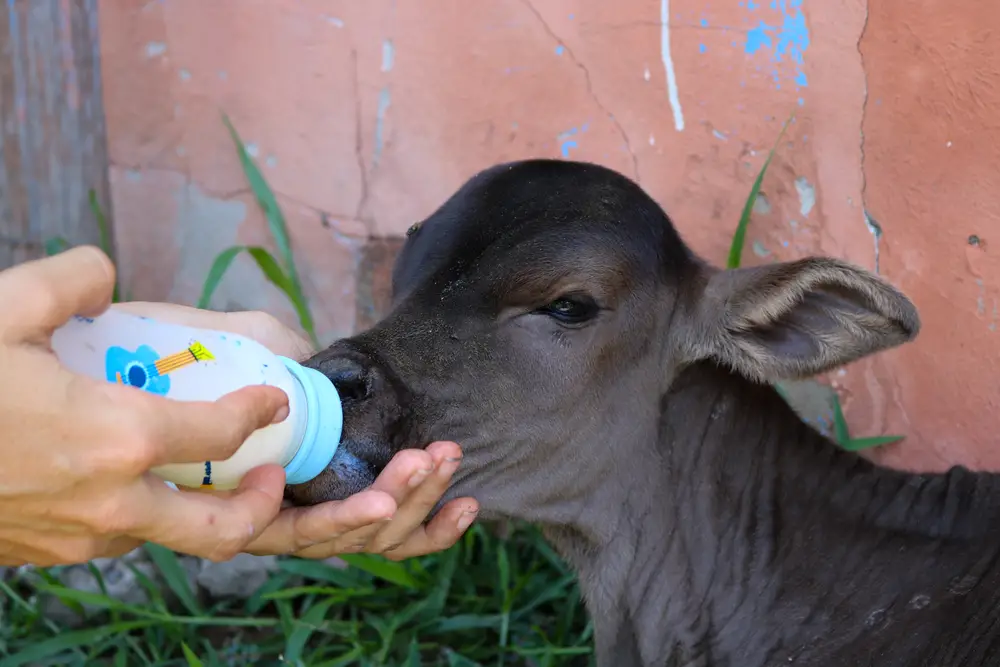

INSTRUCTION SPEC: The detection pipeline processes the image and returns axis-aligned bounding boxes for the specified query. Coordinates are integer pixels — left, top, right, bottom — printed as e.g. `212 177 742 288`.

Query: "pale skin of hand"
0 246 478 566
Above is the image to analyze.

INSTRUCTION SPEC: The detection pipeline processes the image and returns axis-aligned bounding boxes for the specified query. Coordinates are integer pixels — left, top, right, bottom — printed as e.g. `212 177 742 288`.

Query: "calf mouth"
282 346 415 506
282 415 399 506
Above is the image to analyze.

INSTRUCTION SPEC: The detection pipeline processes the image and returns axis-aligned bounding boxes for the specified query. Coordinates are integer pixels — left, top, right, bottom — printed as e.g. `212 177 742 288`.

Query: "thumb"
0 246 116 339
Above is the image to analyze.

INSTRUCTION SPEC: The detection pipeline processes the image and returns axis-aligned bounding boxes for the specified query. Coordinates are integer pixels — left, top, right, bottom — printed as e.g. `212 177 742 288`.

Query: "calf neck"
287 159 1000 666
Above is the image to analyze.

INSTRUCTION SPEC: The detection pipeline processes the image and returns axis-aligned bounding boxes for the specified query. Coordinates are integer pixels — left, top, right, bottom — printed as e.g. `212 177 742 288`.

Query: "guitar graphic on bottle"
105 341 216 395
105 341 218 487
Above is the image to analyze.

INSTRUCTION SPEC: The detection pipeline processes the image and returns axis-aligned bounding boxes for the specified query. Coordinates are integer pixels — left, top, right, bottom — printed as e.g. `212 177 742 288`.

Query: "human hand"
0 247 291 566
120 302 481 560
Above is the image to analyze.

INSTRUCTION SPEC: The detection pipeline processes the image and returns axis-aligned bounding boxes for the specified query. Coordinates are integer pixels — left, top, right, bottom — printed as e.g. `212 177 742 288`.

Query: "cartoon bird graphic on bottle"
105 341 215 397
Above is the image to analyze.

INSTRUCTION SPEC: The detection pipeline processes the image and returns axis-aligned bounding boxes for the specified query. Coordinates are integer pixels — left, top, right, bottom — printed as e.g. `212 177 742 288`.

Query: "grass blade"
144 543 202 615
88 189 120 303
283 598 337 664
221 114 318 347
181 643 205 667
337 553 421 590
245 246 316 335
842 435 905 451
278 558 367 587
726 113 795 270
405 637 423 667
0 621 156 667
221 115 294 277
196 245 245 309
44 236 71 256
831 395 851 445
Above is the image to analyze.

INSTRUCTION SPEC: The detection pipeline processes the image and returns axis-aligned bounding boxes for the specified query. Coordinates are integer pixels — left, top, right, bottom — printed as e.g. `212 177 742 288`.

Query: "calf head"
286 159 920 526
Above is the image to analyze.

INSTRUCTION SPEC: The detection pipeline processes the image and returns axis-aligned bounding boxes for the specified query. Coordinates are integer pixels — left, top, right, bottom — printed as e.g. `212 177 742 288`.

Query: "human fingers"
365 441 466 553
93 380 290 468
314 448 436 549
372 497 478 561
128 465 285 561
243 489 397 556
368 448 438 502
0 246 115 339
112 303 315 361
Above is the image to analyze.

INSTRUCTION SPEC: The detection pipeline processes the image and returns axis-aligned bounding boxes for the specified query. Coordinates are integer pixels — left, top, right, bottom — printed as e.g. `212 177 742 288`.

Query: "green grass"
1 523 592 666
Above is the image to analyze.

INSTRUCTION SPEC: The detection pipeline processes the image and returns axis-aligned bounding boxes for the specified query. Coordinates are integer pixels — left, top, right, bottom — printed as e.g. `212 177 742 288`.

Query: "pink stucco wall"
97 0 999 471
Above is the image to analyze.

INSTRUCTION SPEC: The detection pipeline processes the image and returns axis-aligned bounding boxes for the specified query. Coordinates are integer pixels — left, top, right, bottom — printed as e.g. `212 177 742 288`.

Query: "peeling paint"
323 15 344 28
752 192 771 214
145 41 166 58
660 0 685 131
794 176 815 217
178 68 191 81
373 88 391 165
863 209 883 274
381 40 395 73
752 240 772 257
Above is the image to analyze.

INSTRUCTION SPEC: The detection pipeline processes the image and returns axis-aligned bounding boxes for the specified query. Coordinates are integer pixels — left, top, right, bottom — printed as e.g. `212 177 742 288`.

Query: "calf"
288 159 1000 666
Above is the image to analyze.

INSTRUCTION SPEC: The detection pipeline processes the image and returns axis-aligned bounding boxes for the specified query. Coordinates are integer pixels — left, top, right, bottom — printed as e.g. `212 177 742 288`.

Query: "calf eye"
539 296 599 325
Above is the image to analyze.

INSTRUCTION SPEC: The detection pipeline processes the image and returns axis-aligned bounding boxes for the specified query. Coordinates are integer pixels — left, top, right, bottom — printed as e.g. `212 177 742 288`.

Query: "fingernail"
382 515 394 522
408 468 433 488
456 510 478 533
271 405 290 424
444 456 463 463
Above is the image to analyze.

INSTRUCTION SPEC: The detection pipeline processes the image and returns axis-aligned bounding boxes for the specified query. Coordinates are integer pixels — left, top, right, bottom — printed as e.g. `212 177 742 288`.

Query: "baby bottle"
49 309 343 490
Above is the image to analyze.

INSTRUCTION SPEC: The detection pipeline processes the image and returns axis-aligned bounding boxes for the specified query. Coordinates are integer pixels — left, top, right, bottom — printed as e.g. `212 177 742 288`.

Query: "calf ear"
688 257 920 383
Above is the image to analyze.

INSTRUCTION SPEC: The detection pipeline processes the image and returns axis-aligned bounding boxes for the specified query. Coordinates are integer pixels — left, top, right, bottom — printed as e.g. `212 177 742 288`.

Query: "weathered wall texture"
97 0 998 469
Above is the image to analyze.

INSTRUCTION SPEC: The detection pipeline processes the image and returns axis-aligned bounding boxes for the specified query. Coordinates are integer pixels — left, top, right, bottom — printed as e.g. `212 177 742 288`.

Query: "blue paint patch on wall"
743 0 811 92
560 140 578 158
699 43 707 53
555 44 565 55
558 124 590 158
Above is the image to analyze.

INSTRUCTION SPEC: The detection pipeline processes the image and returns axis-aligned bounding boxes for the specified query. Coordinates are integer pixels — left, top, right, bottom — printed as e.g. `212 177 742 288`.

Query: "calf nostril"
321 357 371 402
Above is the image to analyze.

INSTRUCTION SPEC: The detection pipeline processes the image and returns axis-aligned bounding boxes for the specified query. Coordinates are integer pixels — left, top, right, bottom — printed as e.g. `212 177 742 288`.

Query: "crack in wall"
856 0 879 274
350 48 372 228
520 0 641 182
110 162 370 237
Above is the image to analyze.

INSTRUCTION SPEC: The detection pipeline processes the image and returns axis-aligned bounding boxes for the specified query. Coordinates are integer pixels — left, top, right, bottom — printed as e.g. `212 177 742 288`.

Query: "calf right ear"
687 257 920 383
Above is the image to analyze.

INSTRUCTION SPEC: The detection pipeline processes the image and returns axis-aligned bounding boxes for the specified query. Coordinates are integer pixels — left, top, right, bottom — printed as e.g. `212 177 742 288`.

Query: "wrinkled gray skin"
285 159 1000 666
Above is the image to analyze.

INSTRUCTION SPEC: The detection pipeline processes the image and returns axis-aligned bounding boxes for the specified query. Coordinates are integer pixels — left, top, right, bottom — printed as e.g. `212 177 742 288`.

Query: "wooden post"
0 0 112 269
